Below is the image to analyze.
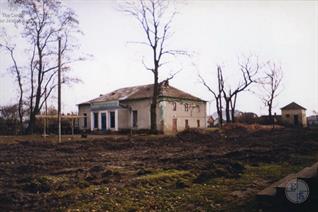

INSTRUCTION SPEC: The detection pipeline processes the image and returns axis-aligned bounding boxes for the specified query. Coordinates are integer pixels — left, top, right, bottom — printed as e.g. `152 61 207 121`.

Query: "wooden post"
44 88 47 138
58 37 62 143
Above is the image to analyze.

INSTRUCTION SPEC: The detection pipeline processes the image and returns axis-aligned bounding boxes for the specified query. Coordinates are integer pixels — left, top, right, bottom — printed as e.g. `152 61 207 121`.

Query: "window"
172 102 177 111
197 120 200 128
83 113 87 128
286 114 290 118
185 103 189 112
185 119 189 129
101 113 107 130
132 110 138 128
110 111 115 128
93 112 98 129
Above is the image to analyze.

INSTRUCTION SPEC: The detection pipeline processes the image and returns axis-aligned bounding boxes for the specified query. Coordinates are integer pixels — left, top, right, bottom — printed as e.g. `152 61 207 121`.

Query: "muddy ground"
0 125 318 211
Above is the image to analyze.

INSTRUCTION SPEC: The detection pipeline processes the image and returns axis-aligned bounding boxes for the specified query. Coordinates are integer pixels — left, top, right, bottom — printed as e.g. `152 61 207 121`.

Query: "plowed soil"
0 125 318 211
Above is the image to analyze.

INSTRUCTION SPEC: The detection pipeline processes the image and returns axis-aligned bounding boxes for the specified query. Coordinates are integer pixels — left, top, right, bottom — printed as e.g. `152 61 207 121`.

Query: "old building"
281 102 307 127
77 82 207 133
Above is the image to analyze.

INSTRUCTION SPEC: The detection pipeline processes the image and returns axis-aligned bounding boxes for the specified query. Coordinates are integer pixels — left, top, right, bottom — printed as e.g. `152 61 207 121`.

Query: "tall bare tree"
221 56 260 123
0 38 24 130
120 0 186 132
199 65 224 127
0 0 83 133
259 61 283 121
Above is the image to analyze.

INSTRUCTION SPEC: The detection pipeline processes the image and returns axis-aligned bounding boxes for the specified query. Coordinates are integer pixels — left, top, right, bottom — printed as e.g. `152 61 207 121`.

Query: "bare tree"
120 0 186 133
0 39 24 129
259 61 283 121
1 0 83 133
199 65 224 127
222 56 260 123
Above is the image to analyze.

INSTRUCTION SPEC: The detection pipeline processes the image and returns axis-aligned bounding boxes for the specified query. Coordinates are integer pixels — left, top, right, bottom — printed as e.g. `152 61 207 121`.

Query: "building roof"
281 102 306 110
78 83 205 105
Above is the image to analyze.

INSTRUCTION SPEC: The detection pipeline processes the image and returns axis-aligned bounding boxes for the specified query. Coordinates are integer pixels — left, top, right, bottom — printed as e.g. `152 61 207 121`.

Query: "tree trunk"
225 98 231 123
18 88 23 132
150 72 158 133
218 96 223 127
231 108 235 123
268 102 273 124
268 104 272 118
27 112 36 134
230 93 237 123
26 34 43 134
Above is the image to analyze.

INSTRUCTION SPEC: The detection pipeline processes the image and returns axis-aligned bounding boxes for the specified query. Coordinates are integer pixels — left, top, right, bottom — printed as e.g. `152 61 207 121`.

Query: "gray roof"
78 83 205 105
281 102 306 110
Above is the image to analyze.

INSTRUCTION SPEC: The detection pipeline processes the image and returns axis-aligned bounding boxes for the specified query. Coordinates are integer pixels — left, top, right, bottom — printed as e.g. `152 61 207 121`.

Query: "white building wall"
281 109 307 127
161 100 207 134
79 98 207 134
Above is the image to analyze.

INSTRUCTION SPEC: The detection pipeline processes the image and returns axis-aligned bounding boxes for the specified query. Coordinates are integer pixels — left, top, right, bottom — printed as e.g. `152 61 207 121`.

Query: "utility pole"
58 37 62 143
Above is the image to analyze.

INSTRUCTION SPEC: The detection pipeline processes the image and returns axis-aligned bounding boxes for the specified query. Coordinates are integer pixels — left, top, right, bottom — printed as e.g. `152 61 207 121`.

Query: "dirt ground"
1 125 318 211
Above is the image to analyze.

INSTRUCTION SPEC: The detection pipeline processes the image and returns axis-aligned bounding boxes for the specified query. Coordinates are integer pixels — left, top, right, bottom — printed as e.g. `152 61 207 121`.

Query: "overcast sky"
0 0 317 116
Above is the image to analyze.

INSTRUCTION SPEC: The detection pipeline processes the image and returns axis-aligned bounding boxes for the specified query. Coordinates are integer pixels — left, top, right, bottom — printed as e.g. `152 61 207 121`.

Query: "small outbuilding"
281 102 307 127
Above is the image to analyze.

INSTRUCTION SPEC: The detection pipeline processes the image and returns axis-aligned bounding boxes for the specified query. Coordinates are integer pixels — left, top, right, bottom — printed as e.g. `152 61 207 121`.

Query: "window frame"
184 103 189 112
110 111 115 128
83 113 87 128
132 110 138 128
93 112 98 129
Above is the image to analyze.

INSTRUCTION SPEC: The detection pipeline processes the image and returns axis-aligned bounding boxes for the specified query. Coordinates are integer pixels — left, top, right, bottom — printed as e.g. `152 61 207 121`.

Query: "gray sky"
0 0 317 115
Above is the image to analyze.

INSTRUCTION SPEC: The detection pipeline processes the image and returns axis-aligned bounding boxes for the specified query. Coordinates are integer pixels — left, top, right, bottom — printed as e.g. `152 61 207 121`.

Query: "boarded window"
132 110 138 128
185 119 189 128
110 111 115 128
197 120 200 128
93 112 98 129
185 103 189 112
172 102 177 111
83 113 87 128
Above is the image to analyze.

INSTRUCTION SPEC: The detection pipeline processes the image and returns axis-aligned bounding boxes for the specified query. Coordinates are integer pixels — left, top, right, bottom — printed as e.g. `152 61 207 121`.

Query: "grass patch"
136 169 191 181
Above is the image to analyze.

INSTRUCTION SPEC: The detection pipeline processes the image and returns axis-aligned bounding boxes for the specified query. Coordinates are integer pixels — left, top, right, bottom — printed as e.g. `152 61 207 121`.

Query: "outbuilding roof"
78 83 205 105
281 102 306 110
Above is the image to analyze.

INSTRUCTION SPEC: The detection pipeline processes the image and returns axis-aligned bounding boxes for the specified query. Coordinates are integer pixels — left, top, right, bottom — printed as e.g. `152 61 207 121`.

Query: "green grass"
61 151 318 211
136 169 191 181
